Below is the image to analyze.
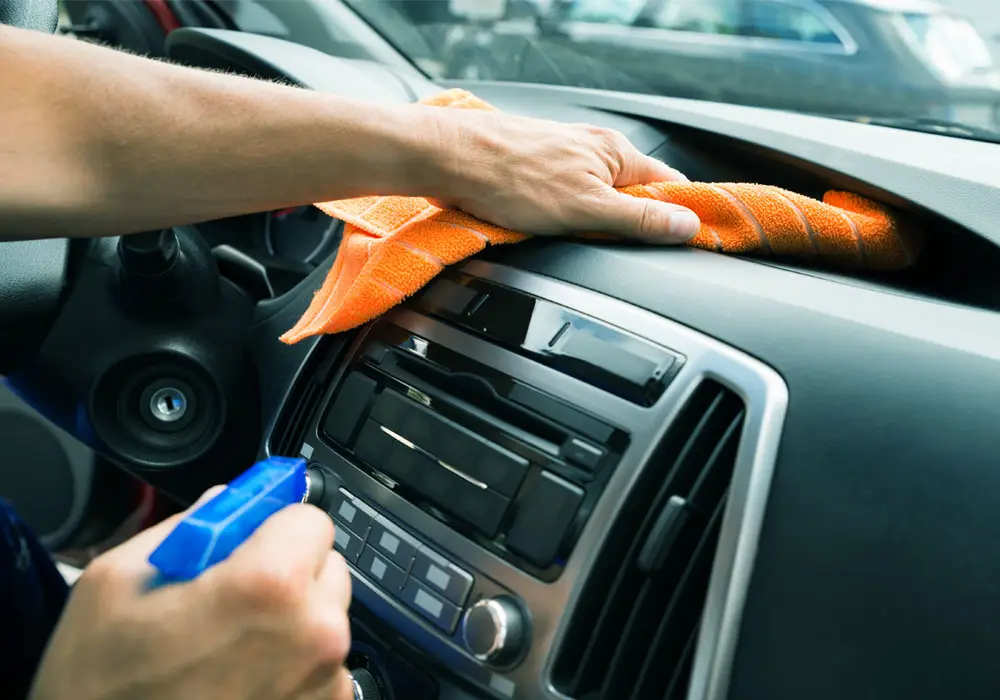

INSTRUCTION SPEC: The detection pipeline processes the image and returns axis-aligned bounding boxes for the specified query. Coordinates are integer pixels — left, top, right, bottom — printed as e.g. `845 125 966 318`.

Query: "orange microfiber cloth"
280 89 923 345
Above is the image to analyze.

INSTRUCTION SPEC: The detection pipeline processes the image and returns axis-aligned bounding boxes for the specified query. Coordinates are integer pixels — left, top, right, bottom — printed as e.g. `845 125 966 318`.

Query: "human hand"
29 488 353 700
427 110 701 243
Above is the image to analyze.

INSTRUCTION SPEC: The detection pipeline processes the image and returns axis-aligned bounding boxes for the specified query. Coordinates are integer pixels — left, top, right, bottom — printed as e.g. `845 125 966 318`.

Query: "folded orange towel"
280 89 923 345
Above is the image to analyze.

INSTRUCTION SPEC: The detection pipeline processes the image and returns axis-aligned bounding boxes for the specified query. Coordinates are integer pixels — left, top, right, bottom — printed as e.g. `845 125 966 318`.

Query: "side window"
564 0 647 25
651 0 743 35
745 1 843 44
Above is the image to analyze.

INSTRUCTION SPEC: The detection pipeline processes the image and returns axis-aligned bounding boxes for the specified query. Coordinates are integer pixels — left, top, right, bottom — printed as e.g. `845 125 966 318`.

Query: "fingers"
616 152 689 187
227 503 335 582
333 668 356 700
424 196 452 210
586 128 697 241
315 550 352 613
299 668 355 700
591 190 701 243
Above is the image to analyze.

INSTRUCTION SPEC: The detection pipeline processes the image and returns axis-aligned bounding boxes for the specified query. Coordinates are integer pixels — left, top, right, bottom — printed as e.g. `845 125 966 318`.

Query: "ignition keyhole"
149 387 188 423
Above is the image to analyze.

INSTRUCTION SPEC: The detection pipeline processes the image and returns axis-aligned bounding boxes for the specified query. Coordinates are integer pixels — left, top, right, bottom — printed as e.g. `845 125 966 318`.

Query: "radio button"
369 517 419 571
358 546 407 592
332 522 365 564
400 578 462 634
411 546 474 607
505 470 583 567
329 489 375 538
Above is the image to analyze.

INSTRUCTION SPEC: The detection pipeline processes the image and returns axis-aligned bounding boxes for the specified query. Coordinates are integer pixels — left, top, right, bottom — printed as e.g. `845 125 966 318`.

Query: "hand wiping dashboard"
281 89 924 344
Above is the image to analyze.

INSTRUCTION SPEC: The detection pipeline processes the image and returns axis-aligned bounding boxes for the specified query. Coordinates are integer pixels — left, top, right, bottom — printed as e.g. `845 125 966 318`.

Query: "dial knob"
461 596 527 665
350 668 381 700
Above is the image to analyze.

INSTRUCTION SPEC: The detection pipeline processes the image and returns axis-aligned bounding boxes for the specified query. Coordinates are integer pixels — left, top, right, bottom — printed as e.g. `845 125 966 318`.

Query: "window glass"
565 0 647 25
652 0 742 35
900 12 993 77
745 1 842 44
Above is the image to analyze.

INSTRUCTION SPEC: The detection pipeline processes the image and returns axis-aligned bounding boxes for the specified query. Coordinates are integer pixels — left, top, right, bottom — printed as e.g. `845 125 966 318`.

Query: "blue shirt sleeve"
0 499 69 699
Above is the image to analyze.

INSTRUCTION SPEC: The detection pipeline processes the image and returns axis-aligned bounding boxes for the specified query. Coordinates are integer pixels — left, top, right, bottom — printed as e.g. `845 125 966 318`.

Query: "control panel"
310 272 689 580
332 486 472 635
322 479 529 668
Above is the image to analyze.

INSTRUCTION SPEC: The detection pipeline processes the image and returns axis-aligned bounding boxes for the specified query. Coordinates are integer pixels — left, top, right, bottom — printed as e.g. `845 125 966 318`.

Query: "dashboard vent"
270 338 348 458
552 380 745 700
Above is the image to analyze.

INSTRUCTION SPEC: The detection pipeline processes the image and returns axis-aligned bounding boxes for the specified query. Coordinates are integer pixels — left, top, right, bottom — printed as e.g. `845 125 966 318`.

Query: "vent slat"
270 338 348 458
568 388 728 692
274 382 321 457
633 495 728 699
602 513 705 699
664 628 698 699
553 381 745 700
685 409 744 515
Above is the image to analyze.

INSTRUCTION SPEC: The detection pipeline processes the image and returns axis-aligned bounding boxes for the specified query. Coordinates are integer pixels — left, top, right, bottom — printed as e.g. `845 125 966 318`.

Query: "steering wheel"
1 24 435 505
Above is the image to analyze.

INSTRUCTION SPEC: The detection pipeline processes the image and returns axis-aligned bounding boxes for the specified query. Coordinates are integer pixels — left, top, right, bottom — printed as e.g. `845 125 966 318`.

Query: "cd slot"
368 388 530 499
353 411 513 538
382 349 564 461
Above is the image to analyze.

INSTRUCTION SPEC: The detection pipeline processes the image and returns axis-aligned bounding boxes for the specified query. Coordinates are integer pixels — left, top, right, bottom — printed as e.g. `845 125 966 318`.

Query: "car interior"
4 1 1000 699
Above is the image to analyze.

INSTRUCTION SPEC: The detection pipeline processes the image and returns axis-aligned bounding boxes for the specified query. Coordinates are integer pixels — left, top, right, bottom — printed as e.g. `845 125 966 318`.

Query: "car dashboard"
170 31 1000 700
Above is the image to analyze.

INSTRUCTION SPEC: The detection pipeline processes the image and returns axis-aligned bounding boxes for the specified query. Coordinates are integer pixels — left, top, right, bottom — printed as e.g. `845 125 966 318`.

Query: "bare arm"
0 25 452 239
0 25 699 242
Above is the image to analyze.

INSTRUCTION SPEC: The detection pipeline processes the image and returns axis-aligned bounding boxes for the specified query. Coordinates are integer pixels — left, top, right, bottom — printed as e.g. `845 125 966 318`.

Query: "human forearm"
0 26 447 239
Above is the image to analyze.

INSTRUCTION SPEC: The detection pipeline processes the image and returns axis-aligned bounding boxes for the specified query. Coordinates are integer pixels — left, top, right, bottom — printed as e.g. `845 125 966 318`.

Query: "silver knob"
350 668 381 700
461 596 527 666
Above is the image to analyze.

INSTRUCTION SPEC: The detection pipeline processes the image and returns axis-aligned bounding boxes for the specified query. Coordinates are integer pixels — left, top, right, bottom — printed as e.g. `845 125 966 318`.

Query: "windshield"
343 0 1000 141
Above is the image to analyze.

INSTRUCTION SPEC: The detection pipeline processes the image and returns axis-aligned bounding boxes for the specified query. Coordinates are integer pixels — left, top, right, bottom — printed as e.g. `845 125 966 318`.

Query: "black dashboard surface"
242 50 1000 700
481 242 1000 700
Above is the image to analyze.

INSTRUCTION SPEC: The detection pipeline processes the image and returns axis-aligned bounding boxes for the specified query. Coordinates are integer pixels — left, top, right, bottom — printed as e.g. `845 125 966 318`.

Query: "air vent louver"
552 380 745 700
270 338 348 458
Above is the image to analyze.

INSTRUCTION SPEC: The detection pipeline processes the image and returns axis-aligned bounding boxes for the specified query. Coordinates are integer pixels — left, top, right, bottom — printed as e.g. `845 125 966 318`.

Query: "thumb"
596 191 701 243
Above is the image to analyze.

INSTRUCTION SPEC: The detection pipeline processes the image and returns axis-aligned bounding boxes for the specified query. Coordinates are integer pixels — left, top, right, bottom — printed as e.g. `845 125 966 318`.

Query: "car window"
650 0 742 35
745 1 842 44
898 12 993 77
565 0 647 25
